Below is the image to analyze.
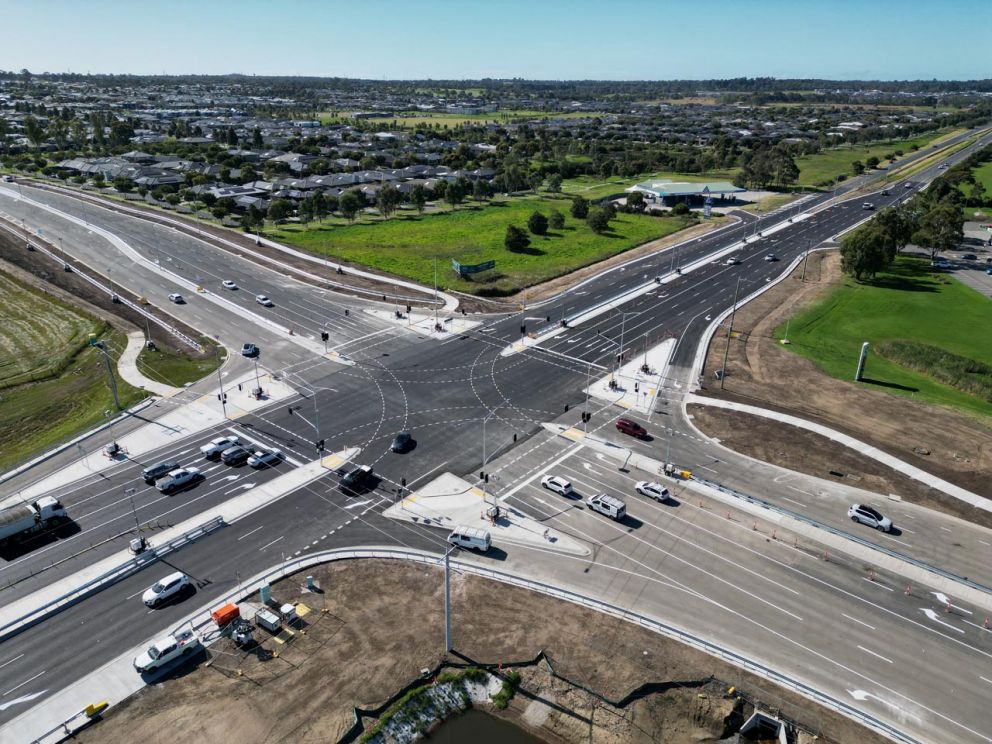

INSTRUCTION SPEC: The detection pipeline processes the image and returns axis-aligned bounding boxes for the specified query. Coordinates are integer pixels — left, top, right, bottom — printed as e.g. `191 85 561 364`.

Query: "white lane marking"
258 536 284 551
780 496 805 508
842 613 876 630
237 525 265 541
979 540 991 546
940 527 952 533
405 460 449 490
696 464 717 473
963 620 992 634
788 485 816 497
0 689 49 711
344 499 371 509
931 592 973 614
921 608 965 634
3 670 45 696
856 645 893 664
901 514 915 519
981 676 992 686
862 578 893 591
0 654 25 670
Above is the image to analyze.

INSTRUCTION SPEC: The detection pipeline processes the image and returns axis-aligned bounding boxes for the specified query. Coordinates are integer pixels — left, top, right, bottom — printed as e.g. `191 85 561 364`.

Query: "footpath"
116 330 183 397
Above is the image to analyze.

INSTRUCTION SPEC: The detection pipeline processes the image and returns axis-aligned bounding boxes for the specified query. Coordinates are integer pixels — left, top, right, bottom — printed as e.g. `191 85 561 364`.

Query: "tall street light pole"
720 275 742 391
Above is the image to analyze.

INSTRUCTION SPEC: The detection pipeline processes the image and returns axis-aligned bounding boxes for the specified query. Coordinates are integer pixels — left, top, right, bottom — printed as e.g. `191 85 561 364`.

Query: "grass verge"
561 169 739 202
776 255 992 419
136 341 224 388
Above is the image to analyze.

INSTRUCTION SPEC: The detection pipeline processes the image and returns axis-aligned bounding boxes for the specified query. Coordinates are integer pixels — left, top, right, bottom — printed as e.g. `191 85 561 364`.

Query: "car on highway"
904 182 913 188
220 446 251 466
616 417 648 439
541 475 574 497
255 294 274 306
587 493 626 521
724 257 741 266
155 467 202 494
764 253 777 262
142 460 180 484
200 436 240 459
986 266 992 275
133 629 200 674
142 571 190 607
241 343 259 357
168 292 185 303
340 464 374 494
880 189 890 195
1 174 13 183
247 448 284 468
635 481 671 502
391 431 413 453
222 280 238 290
862 202 874 210
848 503 893 532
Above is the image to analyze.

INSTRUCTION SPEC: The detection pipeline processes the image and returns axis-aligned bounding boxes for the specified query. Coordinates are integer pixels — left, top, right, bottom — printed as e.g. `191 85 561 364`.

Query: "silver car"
848 504 893 532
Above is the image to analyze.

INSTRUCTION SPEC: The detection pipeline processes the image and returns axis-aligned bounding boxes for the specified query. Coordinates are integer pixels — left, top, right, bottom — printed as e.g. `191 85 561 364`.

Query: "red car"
616 418 647 438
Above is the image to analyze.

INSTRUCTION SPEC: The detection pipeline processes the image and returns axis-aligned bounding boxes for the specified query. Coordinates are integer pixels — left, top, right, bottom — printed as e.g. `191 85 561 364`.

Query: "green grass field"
560 169 740 202
269 196 696 295
777 255 992 418
136 343 224 388
958 159 992 203
795 129 964 187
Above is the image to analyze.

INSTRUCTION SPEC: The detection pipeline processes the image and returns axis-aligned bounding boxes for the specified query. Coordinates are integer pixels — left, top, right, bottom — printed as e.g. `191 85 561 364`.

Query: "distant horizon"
1 0 987 81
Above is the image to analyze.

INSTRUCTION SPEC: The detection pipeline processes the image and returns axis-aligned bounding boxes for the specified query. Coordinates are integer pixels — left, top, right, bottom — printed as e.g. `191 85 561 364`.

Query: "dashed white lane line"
842 613 876 630
939 527 952 533
237 525 265 541
981 676 992 686
780 496 805 508
862 578 893 591
979 539 991 547
3 670 45 696
856 645 893 664
258 536 284 551
788 485 816 497
0 654 25 670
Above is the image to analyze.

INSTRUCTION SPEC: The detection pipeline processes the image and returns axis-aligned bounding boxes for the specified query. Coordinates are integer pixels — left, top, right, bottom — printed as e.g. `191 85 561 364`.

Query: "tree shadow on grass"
507 246 546 256
860 377 919 392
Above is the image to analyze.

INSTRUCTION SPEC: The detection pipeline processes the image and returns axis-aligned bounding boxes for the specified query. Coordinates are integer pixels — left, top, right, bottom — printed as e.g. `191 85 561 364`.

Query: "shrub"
671 202 691 216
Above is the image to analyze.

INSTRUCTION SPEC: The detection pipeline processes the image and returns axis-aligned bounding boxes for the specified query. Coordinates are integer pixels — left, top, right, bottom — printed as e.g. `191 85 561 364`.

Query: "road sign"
451 259 496 276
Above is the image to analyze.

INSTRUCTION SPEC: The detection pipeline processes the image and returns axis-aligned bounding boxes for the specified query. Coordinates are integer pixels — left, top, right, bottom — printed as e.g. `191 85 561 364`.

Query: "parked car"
616 417 647 439
247 448 284 468
587 493 626 521
241 343 259 358
142 460 180 484
155 467 202 494
962 253 978 261
341 464 374 493
391 431 413 453
541 475 574 497
635 481 671 502
142 571 190 607
220 446 251 466
222 280 238 290
200 436 240 458
133 629 200 674
168 293 184 303
848 503 893 532
255 294 273 306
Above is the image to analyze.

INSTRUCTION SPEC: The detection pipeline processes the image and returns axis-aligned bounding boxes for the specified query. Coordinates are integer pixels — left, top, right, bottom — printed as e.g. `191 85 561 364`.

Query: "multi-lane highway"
1 125 991 742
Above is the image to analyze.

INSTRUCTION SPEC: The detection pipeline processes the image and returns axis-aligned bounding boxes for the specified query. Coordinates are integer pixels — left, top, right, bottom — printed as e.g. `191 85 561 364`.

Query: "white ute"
155 467 201 493
200 436 240 458
133 629 201 673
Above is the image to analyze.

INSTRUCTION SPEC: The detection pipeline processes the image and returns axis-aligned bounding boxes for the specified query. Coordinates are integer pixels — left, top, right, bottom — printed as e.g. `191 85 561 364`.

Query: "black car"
340 464 374 494
220 446 251 466
142 460 180 484
391 431 413 453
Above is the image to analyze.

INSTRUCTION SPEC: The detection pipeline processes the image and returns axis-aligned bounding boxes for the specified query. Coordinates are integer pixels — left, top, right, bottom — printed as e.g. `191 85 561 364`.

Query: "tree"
914 204 964 260
548 209 565 230
528 172 543 193
410 184 428 215
445 179 465 209
735 148 774 190
671 202 691 216
267 199 293 222
528 211 548 236
48 118 69 151
970 181 987 206
472 179 491 201
112 176 133 193
840 225 889 280
252 128 264 149
851 160 865 175
376 184 402 219
865 156 880 170
312 191 328 222
546 173 562 193
771 148 800 187
586 207 611 234
602 202 617 220
872 206 917 261
23 115 45 148
570 195 589 219
504 224 531 252
626 190 646 213
339 190 364 222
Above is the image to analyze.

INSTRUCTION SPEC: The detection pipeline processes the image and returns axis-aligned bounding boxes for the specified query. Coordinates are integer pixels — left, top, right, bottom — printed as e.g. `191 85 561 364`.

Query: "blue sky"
2 0 988 80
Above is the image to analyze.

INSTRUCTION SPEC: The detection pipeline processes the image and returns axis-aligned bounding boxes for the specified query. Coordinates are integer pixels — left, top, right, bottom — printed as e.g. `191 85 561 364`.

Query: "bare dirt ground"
77 559 885 744
693 250 992 513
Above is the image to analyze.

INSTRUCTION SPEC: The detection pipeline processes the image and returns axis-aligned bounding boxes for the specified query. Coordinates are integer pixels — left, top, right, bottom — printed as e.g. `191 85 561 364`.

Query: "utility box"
280 603 298 624
255 608 281 632
211 603 240 627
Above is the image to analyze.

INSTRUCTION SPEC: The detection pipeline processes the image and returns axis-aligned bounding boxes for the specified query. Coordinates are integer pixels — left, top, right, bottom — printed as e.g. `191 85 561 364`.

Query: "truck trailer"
0 497 68 546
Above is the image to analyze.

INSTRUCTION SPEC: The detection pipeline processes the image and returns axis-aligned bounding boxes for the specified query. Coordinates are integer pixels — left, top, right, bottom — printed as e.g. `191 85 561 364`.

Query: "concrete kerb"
2 546 919 744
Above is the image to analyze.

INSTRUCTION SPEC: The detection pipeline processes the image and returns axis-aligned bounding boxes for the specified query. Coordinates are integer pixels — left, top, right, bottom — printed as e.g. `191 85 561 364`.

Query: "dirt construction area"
691 250 992 526
76 559 882 744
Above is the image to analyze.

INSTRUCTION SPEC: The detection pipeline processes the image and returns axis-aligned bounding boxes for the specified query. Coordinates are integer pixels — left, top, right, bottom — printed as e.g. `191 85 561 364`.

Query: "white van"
447 525 491 552
587 493 626 521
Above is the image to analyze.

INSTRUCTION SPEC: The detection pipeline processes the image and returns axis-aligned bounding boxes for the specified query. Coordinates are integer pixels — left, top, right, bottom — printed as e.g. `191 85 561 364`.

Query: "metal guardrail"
690 474 992 598
174 546 920 744
0 516 223 642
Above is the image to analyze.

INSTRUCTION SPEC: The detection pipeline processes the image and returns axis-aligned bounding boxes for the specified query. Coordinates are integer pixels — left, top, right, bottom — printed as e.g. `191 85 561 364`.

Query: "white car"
133 629 201 673
200 436 240 458
142 571 190 607
848 503 893 532
725 257 741 266
635 481 671 502
222 280 238 290
541 474 574 497
255 294 274 307
764 253 777 262
168 292 184 303
248 448 284 468
155 467 202 493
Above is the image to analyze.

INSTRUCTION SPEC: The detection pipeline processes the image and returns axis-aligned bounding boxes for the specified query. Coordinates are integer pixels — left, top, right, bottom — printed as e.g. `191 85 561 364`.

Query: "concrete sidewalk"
116 331 183 397
685 394 989 513
364 307 481 338
1 368 297 507
384 472 589 557
585 338 676 414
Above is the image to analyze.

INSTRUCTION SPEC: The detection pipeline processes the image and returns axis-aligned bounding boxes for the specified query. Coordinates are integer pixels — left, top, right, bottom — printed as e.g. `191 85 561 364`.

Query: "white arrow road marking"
219 474 240 483
922 608 965 633
0 689 48 711
931 592 973 614
846 689 918 720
